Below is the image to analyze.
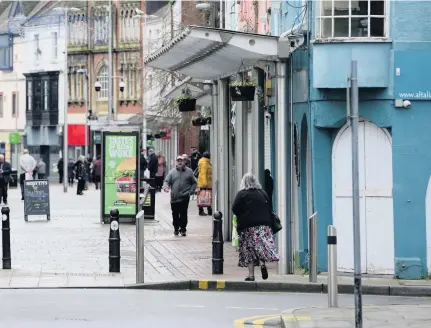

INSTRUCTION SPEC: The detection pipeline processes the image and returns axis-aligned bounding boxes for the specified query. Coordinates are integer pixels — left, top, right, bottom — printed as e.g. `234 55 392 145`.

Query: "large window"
12 92 17 117
27 81 32 111
0 34 12 70
98 66 109 100
43 80 49 110
52 32 58 59
316 0 386 38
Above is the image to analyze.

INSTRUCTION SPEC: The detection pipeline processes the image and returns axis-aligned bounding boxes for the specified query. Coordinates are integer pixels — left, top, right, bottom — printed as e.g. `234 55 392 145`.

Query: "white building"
21 11 66 176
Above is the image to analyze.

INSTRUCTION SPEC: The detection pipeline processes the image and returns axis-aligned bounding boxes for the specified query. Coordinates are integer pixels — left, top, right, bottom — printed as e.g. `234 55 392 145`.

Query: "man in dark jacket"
140 149 148 180
190 147 202 172
147 148 158 178
0 154 12 205
163 156 197 236
93 155 102 190
57 157 64 183
264 169 274 205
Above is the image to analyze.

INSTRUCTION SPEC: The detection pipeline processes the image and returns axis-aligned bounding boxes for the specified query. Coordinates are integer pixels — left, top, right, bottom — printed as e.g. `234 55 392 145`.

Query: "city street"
0 289 430 327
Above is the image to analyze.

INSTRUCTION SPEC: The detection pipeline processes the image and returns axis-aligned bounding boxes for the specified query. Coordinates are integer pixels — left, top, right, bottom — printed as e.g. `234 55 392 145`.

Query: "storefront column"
251 68 265 184
211 82 219 212
218 78 230 241
275 61 292 275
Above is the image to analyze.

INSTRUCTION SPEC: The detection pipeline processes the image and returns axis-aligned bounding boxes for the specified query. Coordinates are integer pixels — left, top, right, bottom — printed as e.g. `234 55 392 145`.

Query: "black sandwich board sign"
24 179 51 221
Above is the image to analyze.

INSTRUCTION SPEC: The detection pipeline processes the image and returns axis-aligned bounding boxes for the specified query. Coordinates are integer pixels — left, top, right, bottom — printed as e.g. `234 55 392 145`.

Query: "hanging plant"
204 116 211 125
229 79 256 101
154 133 161 139
159 131 167 137
176 87 196 112
192 116 205 126
146 134 153 140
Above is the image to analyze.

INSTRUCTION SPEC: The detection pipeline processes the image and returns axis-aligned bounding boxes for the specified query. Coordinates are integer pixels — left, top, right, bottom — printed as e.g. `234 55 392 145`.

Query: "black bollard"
108 209 121 272
212 211 224 274
1 207 11 270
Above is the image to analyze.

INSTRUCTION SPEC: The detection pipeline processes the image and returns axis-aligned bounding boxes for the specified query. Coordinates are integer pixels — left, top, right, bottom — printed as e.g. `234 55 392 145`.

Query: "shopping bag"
232 215 238 247
197 189 212 207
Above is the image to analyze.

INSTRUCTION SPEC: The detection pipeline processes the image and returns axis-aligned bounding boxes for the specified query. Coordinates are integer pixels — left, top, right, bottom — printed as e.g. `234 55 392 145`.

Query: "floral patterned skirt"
238 225 280 267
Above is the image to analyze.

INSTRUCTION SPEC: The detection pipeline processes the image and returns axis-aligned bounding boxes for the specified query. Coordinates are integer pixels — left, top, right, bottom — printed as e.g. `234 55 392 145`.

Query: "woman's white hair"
240 173 262 190
78 155 85 162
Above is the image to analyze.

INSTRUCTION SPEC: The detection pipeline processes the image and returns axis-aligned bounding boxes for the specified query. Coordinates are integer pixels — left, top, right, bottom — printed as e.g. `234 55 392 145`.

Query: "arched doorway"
332 120 394 274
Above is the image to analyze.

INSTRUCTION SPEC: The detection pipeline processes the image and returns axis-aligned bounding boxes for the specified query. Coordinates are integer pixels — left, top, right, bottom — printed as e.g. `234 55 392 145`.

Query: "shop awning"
144 26 283 80
165 77 212 108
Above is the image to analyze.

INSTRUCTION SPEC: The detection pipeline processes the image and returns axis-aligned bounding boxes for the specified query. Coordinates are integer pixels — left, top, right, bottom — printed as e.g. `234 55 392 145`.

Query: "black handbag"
258 190 282 234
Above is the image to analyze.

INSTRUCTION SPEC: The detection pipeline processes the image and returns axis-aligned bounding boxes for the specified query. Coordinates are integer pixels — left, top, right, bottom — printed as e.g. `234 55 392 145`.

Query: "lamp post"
134 9 157 152
77 69 89 157
54 5 81 193
108 0 113 123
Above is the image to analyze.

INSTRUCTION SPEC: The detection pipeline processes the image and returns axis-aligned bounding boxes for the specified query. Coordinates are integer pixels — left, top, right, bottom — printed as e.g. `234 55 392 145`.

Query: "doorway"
332 120 394 274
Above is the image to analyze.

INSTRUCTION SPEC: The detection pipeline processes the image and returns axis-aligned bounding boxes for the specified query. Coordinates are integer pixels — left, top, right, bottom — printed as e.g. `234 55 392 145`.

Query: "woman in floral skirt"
232 173 280 281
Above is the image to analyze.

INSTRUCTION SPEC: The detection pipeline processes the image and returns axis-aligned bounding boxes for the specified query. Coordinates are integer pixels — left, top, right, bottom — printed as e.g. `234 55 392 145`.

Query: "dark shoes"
261 265 268 280
180 231 186 237
245 276 255 281
174 231 186 237
199 212 207 216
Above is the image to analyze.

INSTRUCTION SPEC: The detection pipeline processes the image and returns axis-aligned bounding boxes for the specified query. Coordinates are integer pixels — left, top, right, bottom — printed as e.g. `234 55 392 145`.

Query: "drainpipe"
235 101 244 192
275 60 289 275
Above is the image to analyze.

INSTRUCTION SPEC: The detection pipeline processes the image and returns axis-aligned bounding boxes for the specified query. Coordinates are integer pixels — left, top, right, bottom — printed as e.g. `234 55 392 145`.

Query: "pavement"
279 304 431 327
1 289 431 327
1 183 431 295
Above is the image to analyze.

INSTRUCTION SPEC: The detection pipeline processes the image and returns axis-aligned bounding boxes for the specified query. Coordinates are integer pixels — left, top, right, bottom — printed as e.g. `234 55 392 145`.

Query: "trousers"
171 197 190 232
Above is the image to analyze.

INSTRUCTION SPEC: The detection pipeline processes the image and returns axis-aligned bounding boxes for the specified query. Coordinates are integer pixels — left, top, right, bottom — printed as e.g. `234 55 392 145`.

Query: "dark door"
40 146 50 177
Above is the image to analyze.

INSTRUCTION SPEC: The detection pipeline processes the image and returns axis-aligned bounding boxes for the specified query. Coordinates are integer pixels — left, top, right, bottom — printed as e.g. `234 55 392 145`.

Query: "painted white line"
226 306 279 311
175 305 205 308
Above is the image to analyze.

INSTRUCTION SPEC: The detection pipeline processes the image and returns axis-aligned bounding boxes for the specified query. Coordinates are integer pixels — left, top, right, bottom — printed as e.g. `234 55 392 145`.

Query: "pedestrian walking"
197 151 212 216
264 169 274 205
140 149 148 180
68 158 75 187
37 158 47 179
57 157 64 184
93 155 102 190
232 173 280 282
155 152 166 192
182 154 191 168
20 149 37 201
163 155 197 236
75 156 86 195
148 148 158 178
0 154 11 205
190 147 202 172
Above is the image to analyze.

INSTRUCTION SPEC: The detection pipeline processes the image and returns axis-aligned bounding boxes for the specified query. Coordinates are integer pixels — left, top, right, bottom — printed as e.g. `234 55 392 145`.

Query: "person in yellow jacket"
197 152 212 216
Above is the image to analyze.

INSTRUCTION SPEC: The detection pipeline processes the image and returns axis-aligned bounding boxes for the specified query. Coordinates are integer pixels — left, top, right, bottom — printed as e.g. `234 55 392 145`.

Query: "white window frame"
27 82 32 111
52 32 58 59
43 80 49 110
315 0 388 40
34 34 40 62
98 66 109 100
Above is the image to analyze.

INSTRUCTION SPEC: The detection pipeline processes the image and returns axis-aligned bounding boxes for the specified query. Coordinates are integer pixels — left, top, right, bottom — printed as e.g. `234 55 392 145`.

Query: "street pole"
84 72 89 157
108 0 113 122
141 16 147 151
63 8 69 193
350 60 362 328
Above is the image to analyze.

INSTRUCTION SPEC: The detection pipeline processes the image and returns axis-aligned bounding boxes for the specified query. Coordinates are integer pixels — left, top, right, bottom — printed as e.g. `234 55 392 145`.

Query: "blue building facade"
272 0 431 279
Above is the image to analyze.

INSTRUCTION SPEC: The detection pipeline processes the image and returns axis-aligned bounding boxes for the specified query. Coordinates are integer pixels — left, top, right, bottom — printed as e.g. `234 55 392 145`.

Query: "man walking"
163 156 197 236
0 154 11 205
190 147 202 172
147 148 158 178
37 158 47 179
20 149 37 201
57 157 64 183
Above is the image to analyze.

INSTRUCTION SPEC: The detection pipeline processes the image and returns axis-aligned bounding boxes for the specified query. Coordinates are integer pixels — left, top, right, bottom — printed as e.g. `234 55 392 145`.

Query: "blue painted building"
271 0 431 279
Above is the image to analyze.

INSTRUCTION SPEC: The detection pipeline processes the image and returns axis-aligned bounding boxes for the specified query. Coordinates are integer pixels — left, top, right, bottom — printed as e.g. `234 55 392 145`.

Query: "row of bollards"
308 212 338 308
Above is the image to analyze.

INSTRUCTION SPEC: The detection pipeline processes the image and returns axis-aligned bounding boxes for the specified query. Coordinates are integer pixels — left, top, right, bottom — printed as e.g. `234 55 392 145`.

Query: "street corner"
233 313 311 327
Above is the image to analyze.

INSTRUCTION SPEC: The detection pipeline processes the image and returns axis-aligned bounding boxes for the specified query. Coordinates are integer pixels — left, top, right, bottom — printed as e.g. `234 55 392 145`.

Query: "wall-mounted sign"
9 132 20 145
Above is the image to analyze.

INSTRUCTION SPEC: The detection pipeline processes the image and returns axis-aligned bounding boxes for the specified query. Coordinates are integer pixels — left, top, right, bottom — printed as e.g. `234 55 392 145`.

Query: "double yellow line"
234 314 311 327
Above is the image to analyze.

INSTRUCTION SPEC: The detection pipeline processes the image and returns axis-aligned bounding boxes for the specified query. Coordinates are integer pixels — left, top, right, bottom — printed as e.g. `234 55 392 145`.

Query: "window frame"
34 34 40 63
52 32 58 59
97 66 109 100
315 0 389 40
12 92 18 117
0 34 13 70
26 81 32 111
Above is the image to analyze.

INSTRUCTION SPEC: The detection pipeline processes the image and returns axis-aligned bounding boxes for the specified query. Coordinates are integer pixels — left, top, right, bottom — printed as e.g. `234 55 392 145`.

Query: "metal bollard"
108 209 121 273
328 225 338 307
212 211 224 274
308 212 318 283
1 207 11 270
136 211 145 283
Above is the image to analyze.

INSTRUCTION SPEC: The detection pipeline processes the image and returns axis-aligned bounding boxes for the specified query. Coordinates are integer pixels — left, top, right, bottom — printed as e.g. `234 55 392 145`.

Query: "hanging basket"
192 117 204 126
154 134 161 139
146 134 153 140
159 131 167 137
178 98 197 112
230 85 256 101
204 117 211 125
